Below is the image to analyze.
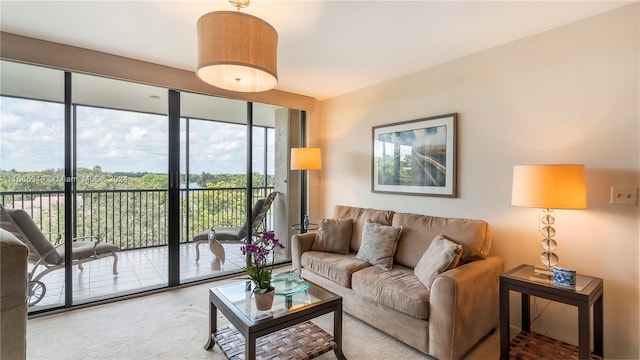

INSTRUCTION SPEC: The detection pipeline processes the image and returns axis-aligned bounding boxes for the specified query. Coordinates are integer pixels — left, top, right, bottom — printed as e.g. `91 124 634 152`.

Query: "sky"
374 125 447 160
0 96 274 174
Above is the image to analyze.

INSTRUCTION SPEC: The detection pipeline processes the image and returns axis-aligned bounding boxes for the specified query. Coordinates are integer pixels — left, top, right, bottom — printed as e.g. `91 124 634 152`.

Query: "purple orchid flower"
242 230 285 294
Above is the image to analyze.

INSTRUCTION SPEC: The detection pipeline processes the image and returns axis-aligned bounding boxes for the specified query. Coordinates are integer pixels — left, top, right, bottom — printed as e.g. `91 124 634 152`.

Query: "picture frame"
372 113 457 197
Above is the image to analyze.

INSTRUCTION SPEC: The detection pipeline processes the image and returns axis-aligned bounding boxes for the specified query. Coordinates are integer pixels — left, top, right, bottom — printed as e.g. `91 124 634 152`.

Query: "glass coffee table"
205 276 346 360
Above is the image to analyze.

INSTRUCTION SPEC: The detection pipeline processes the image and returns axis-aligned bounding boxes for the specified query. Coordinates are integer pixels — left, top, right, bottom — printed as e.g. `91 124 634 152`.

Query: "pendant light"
196 0 278 92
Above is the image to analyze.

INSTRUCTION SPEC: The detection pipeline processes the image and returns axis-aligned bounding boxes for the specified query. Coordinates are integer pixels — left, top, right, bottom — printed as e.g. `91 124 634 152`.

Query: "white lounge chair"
0 204 120 306
193 191 277 270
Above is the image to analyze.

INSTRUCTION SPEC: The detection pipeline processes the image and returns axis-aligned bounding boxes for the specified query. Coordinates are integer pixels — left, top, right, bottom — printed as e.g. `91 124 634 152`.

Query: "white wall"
316 4 639 359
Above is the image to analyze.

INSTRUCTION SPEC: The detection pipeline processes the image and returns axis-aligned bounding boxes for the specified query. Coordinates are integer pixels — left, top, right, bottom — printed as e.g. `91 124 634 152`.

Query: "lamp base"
533 266 554 278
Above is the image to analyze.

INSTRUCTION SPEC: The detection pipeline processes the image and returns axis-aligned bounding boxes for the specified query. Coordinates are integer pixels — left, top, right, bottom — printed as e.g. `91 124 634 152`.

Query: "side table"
500 264 603 360
290 223 318 234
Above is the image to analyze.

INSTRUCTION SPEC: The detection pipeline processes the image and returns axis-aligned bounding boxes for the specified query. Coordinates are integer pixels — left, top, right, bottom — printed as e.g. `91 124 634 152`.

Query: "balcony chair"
0 204 120 306
193 191 278 270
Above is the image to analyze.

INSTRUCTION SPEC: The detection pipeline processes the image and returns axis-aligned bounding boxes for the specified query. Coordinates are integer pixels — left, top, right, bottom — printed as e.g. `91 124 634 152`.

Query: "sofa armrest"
429 256 504 360
291 232 317 271
1 230 29 360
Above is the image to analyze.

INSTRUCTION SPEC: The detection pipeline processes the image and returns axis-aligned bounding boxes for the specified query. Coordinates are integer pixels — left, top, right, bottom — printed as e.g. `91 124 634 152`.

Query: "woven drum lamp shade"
291 148 322 170
196 11 278 92
511 164 587 210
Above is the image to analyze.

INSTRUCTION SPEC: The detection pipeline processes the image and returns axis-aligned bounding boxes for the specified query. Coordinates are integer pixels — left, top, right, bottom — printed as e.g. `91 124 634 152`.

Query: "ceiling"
0 1 634 101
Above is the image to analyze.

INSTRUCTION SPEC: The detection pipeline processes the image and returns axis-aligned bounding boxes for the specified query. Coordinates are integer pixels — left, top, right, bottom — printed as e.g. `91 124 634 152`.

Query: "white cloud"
1 98 64 171
29 121 46 131
0 111 22 128
125 126 148 142
1 97 270 175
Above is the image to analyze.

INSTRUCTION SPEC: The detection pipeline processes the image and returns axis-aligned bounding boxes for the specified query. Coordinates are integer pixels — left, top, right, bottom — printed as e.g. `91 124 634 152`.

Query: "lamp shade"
196 11 278 92
291 148 322 170
511 164 587 209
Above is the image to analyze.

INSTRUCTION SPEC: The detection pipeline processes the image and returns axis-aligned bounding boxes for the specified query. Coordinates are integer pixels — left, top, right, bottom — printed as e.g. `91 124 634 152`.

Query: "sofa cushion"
353 208 394 252
57 241 120 260
332 205 395 252
352 265 430 320
332 205 363 221
392 212 492 267
414 235 462 290
355 219 402 270
301 251 370 288
311 218 352 254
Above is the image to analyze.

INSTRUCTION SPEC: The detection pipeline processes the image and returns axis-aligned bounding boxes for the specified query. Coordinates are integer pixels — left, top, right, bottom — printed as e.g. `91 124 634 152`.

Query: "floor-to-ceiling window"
178 93 280 282
0 61 66 311
72 73 169 303
252 103 280 260
0 59 300 312
180 93 248 281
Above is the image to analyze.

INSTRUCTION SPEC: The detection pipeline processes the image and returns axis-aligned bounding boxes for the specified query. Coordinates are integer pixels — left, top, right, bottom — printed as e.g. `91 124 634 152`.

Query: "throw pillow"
414 234 463 290
355 219 403 270
311 218 353 254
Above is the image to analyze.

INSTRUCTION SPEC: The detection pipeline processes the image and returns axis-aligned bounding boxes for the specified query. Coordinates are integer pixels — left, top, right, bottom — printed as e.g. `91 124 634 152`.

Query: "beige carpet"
27 278 499 360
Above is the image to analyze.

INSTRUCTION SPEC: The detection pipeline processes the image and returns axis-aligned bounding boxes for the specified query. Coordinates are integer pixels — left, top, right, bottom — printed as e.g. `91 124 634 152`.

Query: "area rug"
26 278 497 359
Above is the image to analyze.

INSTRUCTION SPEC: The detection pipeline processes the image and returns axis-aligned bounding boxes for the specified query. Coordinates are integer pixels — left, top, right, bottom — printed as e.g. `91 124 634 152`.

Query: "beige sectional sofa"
1 228 29 359
291 205 503 360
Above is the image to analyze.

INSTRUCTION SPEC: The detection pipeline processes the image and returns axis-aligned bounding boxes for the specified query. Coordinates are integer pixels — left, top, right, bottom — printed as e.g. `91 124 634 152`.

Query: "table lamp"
511 164 586 277
291 147 322 230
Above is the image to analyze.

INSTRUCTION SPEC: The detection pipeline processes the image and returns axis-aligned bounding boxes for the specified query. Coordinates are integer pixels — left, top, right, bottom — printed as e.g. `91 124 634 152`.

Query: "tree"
139 174 167 189
1 168 274 247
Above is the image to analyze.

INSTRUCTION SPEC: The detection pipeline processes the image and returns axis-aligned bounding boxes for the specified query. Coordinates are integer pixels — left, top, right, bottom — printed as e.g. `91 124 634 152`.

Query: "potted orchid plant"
241 231 285 310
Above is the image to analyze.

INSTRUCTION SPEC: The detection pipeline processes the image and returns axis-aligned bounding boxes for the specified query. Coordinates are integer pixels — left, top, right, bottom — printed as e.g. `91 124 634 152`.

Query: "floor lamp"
290 148 322 230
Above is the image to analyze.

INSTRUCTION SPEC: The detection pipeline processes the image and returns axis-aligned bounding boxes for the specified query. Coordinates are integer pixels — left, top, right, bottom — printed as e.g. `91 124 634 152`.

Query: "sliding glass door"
71 74 170 304
179 93 250 281
178 94 280 282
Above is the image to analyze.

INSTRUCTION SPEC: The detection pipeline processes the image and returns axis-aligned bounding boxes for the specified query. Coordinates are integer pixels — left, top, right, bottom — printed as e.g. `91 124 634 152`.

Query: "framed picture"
372 113 457 197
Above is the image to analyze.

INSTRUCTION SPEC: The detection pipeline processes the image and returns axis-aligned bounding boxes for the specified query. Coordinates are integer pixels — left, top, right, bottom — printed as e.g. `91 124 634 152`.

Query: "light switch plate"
610 186 638 206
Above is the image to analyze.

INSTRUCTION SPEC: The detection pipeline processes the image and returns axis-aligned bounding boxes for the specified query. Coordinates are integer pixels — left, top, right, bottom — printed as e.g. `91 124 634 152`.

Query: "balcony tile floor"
29 242 248 310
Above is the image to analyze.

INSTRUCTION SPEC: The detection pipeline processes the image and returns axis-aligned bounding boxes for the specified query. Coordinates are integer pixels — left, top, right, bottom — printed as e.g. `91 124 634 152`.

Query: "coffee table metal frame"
205 280 346 360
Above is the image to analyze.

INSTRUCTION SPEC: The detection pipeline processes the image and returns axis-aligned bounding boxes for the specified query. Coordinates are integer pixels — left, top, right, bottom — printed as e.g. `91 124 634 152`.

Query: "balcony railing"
0 187 275 250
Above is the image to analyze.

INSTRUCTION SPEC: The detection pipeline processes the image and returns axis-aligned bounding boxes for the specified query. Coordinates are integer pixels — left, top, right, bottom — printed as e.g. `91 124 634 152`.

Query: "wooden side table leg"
578 302 590 360
594 294 604 356
205 300 217 350
499 283 510 360
521 293 530 332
